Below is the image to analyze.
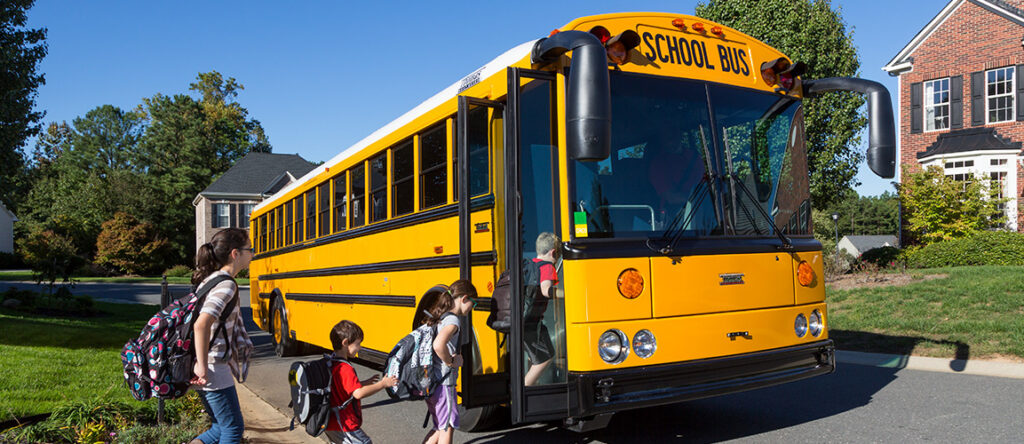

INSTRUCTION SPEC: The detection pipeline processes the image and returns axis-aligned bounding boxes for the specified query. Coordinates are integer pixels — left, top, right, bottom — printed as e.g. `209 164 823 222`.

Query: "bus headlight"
632 329 657 359
598 329 629 364
794 313 808 337
809 310 823 337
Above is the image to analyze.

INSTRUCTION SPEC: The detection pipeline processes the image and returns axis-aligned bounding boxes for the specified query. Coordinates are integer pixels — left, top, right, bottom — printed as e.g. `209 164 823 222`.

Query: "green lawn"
0 302 158 421
0 271 249 286
827 265 1024 360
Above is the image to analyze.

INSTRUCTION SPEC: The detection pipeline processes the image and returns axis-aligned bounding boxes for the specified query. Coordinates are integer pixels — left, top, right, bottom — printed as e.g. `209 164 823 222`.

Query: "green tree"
899 165 1006 244
0 0 47 214
696 0 866 209
830 191 899 237
94 212 170 275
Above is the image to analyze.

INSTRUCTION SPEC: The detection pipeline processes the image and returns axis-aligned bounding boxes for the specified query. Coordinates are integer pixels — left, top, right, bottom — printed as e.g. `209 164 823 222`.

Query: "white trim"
917 148 1020 163
984 66 1017 125
255 40 538 212
882 0 963 73
923 78 951 132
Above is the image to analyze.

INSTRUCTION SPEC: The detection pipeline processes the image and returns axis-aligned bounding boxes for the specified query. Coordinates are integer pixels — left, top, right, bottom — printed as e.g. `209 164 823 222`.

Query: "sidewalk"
235 381 323 444
836 350 1024 379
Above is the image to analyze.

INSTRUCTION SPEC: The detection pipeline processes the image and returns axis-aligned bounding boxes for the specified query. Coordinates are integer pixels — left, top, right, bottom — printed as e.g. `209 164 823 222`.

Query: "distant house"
882 0 1024 230
0 201 16 254
193 152 316 252
838 235 898 258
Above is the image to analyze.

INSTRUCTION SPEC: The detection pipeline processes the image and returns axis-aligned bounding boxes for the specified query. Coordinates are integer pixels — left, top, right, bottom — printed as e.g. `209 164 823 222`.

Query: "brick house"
883 0 1024 231
193 152 316 252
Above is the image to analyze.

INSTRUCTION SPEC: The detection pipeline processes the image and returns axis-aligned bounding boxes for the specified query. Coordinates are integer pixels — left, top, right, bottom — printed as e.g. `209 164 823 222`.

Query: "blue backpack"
383 312 457 401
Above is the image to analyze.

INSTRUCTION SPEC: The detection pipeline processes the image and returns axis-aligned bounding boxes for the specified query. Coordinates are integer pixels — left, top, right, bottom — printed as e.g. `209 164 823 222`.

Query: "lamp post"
831 212 840 265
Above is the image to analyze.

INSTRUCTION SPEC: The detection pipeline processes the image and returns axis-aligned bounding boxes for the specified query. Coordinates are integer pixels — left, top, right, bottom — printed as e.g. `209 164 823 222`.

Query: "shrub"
163 264 192 278
0 251 25 269
236 268 249 279
903 231 1024 268
1 286 96 317
899 165 1006 244
94 212 170 276
860 246 901 267
17 226 87 288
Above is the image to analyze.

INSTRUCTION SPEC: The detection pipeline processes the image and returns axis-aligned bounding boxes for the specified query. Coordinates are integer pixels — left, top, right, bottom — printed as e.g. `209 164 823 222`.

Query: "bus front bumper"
568 340 835 417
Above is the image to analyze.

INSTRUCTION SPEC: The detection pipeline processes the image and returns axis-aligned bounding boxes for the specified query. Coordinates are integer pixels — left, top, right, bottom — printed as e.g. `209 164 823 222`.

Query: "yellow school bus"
249 12 895 431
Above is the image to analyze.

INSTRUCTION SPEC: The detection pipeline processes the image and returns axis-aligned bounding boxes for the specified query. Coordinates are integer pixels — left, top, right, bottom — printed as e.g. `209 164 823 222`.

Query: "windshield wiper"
647 173 712 255
728 173 794 251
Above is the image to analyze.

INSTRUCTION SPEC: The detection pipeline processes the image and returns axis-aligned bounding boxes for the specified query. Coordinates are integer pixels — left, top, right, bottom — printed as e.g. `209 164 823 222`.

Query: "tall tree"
0 0 47 213
696 0 867 209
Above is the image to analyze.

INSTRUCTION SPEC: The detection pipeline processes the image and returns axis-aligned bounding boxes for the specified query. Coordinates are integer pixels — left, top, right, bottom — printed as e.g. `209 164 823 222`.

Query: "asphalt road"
0 281 250 307
10 281 1022 442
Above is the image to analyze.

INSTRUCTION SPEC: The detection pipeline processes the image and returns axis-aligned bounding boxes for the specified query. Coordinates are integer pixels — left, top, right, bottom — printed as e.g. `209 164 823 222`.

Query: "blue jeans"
195 385 245 443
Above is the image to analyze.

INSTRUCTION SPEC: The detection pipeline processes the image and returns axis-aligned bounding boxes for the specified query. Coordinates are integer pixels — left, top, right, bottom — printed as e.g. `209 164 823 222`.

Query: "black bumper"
568 340 835 417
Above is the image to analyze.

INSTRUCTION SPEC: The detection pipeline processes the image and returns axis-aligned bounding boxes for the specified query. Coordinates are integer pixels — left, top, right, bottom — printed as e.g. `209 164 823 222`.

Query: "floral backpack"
120 274 235 400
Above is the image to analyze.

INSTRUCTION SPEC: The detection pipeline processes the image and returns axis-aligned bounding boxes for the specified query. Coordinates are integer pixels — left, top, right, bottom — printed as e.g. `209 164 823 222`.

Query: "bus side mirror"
532 31 612 162
802 77 896 179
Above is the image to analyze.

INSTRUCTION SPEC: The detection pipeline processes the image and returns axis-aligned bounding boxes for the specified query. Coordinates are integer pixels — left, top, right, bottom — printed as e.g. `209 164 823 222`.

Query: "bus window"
392 140 414 217
370 153 387 223
294 196 304 242
453 106 491 200
276 207 283 249
518 79 566 386
259 214 268 252
305 189 316 239
333 173 347 232
285 200 293 245
318 182 330 236
420 123 447 209
351 163 366 228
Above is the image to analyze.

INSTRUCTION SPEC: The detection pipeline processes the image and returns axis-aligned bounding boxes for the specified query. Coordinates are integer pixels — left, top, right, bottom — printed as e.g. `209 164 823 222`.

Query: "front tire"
271 298 301 357
457 404 501 432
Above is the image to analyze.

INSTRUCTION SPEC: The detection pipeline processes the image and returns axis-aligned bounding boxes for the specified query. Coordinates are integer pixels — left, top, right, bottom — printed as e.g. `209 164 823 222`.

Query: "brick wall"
898 0 1024 228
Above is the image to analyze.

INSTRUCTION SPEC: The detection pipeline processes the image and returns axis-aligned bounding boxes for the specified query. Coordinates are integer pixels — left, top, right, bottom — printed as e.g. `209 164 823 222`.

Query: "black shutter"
950 76 963 129
210 203 218 228
1017 65 1024 121
971 71 984 126
910 82 922 134
229 204 237 228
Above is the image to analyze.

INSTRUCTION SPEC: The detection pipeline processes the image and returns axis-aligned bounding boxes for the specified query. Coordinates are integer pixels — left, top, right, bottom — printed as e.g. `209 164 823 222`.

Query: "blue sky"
24 0 938 196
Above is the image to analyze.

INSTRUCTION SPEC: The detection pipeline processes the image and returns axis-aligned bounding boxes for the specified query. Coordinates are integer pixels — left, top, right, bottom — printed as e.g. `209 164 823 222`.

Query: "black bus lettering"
690 39 704 68
642 32 656 61
738 48 750 75
718 45 731 73
655 34 668 63
666 35 680 64
701 41 715 69
678 37 693 65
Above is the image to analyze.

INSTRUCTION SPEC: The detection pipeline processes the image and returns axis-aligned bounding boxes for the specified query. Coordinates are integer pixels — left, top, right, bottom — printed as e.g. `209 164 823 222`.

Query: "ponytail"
192 228 250 285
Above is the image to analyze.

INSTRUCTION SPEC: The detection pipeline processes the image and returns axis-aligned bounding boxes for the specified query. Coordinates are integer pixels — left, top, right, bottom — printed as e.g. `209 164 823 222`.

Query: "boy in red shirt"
327 320 397 444
524 232 560 386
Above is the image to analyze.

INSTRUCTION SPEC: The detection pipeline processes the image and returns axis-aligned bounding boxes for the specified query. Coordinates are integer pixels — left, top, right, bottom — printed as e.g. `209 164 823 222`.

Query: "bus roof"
255 39 537 212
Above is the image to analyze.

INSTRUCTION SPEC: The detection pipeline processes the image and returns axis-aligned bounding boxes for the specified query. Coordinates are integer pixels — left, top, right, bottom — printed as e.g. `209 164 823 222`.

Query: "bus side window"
393 140 415 217
370 153 387 223
420 123 447 209
351 164 366 228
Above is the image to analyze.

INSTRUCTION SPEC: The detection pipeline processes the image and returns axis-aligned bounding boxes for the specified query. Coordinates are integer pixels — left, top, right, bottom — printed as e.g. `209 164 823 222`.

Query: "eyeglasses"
240 247 255 254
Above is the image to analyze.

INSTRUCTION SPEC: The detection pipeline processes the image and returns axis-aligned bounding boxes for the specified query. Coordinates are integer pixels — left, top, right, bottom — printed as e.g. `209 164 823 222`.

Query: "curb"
235 382 323 443
836 350 1024 379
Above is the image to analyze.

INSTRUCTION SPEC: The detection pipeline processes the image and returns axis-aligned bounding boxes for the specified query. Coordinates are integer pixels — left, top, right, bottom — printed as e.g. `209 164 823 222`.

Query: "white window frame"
924 77 950 132
985 66 1016 125
213 203 230 228
241 203 255 229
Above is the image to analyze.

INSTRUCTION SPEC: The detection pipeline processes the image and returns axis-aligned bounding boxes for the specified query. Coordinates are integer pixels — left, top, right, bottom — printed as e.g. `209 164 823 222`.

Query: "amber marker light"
671 18 687 30
617 268 644 299
797 261 814 286
710 26 723 36
691 22 705 32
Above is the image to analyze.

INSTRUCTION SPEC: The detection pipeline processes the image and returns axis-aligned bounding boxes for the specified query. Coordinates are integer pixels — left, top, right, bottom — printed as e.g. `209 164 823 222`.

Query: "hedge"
903 231 1024 268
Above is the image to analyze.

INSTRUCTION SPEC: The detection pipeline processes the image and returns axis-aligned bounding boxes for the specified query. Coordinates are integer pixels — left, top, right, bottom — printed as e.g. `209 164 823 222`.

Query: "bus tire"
457 404 500 432
271 298 300 357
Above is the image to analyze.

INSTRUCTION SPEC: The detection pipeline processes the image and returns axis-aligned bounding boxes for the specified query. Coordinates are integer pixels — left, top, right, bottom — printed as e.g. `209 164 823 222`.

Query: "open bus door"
504 67 570 424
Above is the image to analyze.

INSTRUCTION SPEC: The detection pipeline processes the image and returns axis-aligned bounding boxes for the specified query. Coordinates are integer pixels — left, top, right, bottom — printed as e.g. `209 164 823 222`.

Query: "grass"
0 301 159 421
0 270 249 286
827 265 1024 360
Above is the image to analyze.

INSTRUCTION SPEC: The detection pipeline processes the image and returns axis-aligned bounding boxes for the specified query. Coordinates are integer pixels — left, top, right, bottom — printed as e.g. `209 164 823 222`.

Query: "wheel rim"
273 307 282 344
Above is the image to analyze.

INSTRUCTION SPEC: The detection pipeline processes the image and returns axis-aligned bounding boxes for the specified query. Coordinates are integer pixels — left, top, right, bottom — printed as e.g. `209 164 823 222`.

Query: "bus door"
456 95 509 408
505 67 569 423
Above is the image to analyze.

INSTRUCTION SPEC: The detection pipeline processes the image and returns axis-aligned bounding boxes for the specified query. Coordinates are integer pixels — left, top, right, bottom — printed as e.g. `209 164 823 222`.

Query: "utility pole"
831 212 840 266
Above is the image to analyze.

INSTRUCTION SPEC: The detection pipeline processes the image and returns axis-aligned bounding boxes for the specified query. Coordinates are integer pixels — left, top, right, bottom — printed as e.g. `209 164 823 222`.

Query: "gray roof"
843 235 898 253
917 128 1022 160
200 152 317 196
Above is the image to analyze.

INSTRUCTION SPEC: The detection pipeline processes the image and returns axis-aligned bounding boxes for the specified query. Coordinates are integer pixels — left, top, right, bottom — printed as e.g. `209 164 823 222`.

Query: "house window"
943 160 973 169
924 78 950 131
990 171 1008 222
212 203 230 228
991 158 1008 166
240 204 254 229
986 67 1015 124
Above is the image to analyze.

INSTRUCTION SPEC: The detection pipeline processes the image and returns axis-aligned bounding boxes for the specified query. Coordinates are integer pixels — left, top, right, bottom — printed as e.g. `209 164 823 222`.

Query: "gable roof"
199 152 317 197
917 127 1023 159
842 235 898 253
883 0 1024 75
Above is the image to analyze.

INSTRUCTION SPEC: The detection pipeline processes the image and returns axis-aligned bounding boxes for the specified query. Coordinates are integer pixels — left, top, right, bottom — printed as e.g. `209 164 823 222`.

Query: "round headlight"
809 309 823 337
598 329 629 364
632 329 657 359
794 313 808 337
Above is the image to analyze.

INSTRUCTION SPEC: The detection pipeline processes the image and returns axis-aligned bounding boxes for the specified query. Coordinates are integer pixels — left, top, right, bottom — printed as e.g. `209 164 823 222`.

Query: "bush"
95 212 170 276
1 286 97 317
860 246 901 267
236 268 249 279
0 251 25 269
17 226 87 287
163 264 192 278
903 231 1024 268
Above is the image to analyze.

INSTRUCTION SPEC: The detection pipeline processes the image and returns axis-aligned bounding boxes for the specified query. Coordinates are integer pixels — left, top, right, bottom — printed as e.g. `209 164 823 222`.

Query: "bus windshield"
572 71 810 240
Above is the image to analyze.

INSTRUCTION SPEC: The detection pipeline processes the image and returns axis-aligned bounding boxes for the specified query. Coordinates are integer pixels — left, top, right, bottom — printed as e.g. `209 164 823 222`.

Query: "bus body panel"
649 252 796 317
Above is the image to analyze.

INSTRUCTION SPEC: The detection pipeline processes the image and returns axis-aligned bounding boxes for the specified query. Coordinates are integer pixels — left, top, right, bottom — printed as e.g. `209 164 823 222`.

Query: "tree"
830 191 899 237
0 0 47 214
95 212 170 275
898 165 1006 244
17 218 88 289
696 0 866 209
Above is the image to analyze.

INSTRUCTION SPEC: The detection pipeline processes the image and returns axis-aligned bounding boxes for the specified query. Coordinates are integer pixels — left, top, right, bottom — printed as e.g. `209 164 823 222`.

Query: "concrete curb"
235 381 323 443
836 350 1024 379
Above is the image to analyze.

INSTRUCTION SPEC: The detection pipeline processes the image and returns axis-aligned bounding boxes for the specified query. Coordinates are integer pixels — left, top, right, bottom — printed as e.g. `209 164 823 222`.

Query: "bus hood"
650 252 795 317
